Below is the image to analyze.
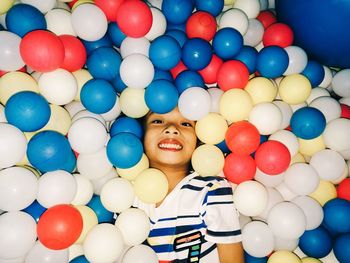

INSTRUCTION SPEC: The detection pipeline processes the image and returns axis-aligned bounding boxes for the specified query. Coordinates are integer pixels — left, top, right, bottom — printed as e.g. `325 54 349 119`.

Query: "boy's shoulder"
186 172 231 190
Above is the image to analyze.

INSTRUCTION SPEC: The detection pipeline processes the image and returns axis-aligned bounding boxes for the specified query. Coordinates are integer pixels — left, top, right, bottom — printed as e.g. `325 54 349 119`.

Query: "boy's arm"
217 242 245 263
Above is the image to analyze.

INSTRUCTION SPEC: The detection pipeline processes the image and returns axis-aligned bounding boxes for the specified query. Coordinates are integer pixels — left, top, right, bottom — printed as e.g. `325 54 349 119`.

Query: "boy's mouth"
158 139 183 151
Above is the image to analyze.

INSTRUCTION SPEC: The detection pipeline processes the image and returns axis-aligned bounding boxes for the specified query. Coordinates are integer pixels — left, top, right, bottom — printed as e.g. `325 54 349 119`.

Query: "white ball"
83 223 124 263
283 46 308 75
233 180 268 216
306 87 330 104
120 37 150 58
101 97 122 122
323 118 350 151
254 168 285 187
145 7 167 41
115 208 150 246
256 187 284 220
243 18 264 47
72 109 106 128
207 87 224 113
219 8 249 35
91 168 117 195
242 221 274 258
37 170 77 208
64 101 86 118
274 237 299 251
21 0 56 13
121 244 158 263
331 68 350 97
120 54 154 89
0 167 38 211
275 182 298 201
267 201 306 239
340 96 350 106
100 178 135 213
269 129 299 157
319 66 333 89
178 87 211 121
0 31 25 71
71 173 94 206
283 163 320 195
0 104 6 122
68 117 108 154
309 96 341 123
0 123 27 169
45 8 76 36
272 100 293 130
248 102 282 135
71 3 108 41
233 0 261 18
38 69 78 105
310 149 346 181
0 211 37 259
25 241 69 263
291 196 324 230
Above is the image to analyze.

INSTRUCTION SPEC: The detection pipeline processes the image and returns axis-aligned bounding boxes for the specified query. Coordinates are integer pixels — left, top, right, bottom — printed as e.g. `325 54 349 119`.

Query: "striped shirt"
133 172 242 263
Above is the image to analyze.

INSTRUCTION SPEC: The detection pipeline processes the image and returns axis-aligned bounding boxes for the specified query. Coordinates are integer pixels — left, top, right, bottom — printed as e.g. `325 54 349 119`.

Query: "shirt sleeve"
201 178 242 244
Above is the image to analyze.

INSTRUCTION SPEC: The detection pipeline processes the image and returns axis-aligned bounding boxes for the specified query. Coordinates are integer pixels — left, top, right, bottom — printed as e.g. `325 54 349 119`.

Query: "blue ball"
70 255 89 263
166 22 186 32
334 234 350 263
86 47 122 81
149 35 182 70
106 132 143 169
153 69 173 82
60 150 77 173
81 34 113 55
107 22 126 48
27 130 73 172
165 29 188 47
182 38 212 70
301 60 325 87
234 45 258 74
299 226 333 258
22 200 46 223
110 73 127 94
323 198 350 234
213 27 243 60
81 79 117 114
290 107 326 140
275 0 350 68
244 252 268 263
6 4 46 38
5 91 51 132
145 79 179 114
216 139 231 154
175 70 205 93
256 45 289 78
110 116 143 139
162 0 194 24
87 195 115 224
195 0 224 17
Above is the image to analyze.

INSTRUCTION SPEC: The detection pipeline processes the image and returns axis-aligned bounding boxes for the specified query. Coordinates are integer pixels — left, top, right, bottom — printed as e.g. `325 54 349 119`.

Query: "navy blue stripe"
208 187 233 196
157 214 200 222
200 243 217 258
207 229 242 237
207 201 234 206
149 223 205 237
193 176 224 182
181 184 204 191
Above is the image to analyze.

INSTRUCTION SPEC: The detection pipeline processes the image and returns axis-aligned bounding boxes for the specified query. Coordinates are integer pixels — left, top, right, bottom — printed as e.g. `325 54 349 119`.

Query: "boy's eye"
151 119 163 124
181 122 193 127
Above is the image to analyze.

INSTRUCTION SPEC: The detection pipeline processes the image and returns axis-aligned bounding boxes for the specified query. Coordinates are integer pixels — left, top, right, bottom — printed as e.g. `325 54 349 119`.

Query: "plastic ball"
248 102 282 135
262 23 294 48
161 0 194 25
256 10 277 29
233 0 260 19
133 168 169 204
45 8 76 36
71 3 108 41
110 116 143 139
153 69 173 82
0 31 25 72
106 132 143 169
301 60 325 87
256 45 289 78
284 46 308 75
165 29 188 48
267 251 301 263
223 153 256 184
122 244 158 263
117 153 149 181
245 77 277 104
299 226 333 259
269 129 299 157
309 180 337 207
170 60 187 79
182 38 212 71
195 113 228 145
255 140 291 175
332 69 350 98
337 178 350 201
254 168 285 188
234 45 258 74
243 18 264 47
333 234 350 263
323 118 350 152
119 87 149 118
116 0 152 38
245 252 268 263
292 196 324 231
175 70 205 93
149 35 181 70
0 0 15 15
341 103 350 119
195 0 224 17
191 144 225 177
20 30 65 72
278 74 312 105
87 195 114 224
107 21 126 48
217 60 250 91
213 27 243 60
71 174 94 206
25 241 69 263
323 198 350 234
145 7 167 41
120 37 150 58
310 97 341 124
59 35 87 72
198 54 223 84
81 34 113 55
186 11 217 41
218 8 249 35
94 0 124 21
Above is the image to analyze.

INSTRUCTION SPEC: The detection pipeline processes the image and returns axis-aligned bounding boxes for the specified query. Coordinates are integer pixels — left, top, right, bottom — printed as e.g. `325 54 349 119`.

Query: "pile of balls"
0 0 350 262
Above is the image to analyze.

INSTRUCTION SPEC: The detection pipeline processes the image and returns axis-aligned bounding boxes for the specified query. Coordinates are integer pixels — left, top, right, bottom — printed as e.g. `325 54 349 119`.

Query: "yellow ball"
290 152 306 165
74 205 98 244
0 72 39 105
245 77 278 104
40 104 72 135
309 180 337 206
119 87 149 118
195 113 228 145
133 168 169 204
71 0 94 10
72 69 93 101
191 144 225 177
278 74 312 105
117 153 149 181
268 251 301 263
220 89 253 123
301 257 323 263
298 135 326 157
0 0 14 14
224 0 235 5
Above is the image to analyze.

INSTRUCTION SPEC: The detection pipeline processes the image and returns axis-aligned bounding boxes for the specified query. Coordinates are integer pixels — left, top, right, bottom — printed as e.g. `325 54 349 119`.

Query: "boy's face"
144 107 197 169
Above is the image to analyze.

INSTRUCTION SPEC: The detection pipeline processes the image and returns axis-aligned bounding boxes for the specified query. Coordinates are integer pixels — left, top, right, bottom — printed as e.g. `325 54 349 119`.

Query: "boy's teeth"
159 143 182 150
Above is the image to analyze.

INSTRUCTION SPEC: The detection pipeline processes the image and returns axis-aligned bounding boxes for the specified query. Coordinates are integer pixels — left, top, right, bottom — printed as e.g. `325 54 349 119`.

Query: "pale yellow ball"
298 135 326 157
0 72 39 105
117 153 149 181
195 113 228 145
268 251 301 263
74 205 98 244
219 89 253 123
278 74 312 105
224 0 235 5
133 168 169 204
290 153 306 165
119 88 149 118
301 257 322 263
39 104 72 135
72 69 93 101
71 0 94 10
309 180 337 206
191 144 225 177
0 0 14 14
245 77 278 104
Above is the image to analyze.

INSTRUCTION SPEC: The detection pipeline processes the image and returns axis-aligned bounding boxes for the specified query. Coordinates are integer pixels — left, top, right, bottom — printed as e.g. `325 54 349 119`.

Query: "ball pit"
1 1 350 262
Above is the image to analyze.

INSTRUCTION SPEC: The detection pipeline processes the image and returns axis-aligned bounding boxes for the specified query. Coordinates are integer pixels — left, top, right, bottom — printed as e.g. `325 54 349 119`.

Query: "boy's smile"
158 138 183 151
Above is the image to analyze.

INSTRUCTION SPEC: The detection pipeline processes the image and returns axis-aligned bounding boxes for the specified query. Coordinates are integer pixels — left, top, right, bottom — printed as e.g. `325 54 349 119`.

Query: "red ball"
256 10 277 29
198 54 223 84
170 60 187 79
20 30 65 73
37 204 83 250
186 11 217 41
0 66 26 77
59 35 87 72
341 103 350 119
337 178 350 201
262 22 294 48
217 60 250 91
68 0 78 8
225 121 260 155
116 0 153 37
95 0 125 21
254 140 291 175
223 153 256 184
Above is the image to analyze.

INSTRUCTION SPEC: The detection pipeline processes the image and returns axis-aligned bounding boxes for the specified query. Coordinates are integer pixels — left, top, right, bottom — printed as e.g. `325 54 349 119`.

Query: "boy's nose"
164 125 179 135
